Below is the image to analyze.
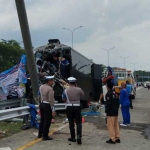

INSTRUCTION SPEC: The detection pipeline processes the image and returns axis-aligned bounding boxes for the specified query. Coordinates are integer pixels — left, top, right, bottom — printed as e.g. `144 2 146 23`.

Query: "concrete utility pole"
15 0 39 99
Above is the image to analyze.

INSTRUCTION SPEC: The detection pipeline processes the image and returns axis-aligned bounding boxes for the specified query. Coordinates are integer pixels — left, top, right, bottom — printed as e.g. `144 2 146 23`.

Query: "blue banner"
0 55 27 100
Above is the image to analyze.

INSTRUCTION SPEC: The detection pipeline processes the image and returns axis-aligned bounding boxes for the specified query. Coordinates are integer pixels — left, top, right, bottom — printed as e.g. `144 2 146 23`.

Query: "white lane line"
0 147 12 150
33 132 38 136
57 123 69 131
136 87 143 91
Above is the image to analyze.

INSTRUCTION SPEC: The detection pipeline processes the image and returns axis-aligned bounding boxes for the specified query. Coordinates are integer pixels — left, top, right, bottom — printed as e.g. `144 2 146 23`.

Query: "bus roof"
34 43 94 64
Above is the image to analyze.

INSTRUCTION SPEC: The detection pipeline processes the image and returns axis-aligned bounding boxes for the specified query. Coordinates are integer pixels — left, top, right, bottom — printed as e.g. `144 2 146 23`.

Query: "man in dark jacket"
105 82 120 144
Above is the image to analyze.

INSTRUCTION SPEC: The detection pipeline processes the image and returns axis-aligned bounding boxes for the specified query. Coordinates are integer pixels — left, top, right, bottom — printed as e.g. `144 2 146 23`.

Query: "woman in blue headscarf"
120 82 130 126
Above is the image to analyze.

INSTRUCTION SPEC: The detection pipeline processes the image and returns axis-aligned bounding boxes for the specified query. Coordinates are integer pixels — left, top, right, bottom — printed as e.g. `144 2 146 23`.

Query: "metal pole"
108 51 109 66
131 62 138 79
120 56 129 69
15 0 39 99
63 26 82 49
102 47 115 66
72 31 73 49
124 59 125 69
142 71 143 82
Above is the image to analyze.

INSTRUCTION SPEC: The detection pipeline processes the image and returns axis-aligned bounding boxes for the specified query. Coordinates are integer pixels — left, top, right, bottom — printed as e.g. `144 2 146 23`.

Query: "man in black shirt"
105 82 120 144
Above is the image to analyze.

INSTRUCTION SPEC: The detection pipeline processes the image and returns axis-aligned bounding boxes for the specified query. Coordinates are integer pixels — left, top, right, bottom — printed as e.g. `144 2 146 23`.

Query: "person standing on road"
126 80 133 109
105 81 120 144
99 85 107 125
102 68 115 126
38 76 56 141
120 82 130 127
99 88 104 104
62 77 84 144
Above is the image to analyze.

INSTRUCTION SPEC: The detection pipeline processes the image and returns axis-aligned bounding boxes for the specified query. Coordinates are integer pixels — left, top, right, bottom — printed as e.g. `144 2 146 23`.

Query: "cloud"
0 0 150 71
0 0 18 31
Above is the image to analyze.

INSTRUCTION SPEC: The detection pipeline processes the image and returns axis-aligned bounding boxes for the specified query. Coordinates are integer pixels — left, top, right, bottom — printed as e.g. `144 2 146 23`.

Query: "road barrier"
0 103 66 121
0 98 27 110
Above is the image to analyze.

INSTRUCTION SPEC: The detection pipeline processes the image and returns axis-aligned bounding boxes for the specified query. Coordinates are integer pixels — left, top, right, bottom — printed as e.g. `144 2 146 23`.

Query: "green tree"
135 70 150 82
0 39 25 72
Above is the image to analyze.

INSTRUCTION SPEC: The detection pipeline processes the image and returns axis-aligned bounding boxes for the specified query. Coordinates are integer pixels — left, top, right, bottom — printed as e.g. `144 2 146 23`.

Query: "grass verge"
0 121 23 139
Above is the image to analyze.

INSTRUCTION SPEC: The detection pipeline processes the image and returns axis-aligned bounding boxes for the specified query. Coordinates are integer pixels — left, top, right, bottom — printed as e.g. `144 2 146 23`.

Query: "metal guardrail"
55 103 67 111
0 105 38 121
0 98 27 110
0 103 66 121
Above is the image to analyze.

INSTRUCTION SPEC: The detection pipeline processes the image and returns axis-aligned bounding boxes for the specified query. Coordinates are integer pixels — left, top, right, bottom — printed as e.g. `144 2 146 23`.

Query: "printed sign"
0 55 27 100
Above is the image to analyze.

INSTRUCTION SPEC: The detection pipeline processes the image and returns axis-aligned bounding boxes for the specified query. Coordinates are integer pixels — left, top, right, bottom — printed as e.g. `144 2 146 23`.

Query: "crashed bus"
32 39 103 107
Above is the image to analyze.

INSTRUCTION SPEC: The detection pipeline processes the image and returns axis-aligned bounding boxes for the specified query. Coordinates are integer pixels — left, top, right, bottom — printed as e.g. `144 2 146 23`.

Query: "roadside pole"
15 0 39 99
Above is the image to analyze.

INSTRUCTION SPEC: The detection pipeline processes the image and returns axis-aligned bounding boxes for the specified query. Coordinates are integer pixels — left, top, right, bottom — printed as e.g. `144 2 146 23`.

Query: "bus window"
71 50 92 76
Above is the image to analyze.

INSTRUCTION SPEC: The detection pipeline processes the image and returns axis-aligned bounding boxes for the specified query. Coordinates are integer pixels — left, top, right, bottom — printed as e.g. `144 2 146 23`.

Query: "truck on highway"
114 68 136 99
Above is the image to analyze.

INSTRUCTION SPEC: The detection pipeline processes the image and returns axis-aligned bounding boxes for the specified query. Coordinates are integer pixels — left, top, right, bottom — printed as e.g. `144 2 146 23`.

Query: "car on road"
137 82 142 86
144 82 150 88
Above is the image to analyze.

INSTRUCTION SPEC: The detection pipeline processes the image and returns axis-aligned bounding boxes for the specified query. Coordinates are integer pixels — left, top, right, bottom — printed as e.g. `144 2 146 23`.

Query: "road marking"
16 124 69 150
16 129 57 150
57 123 68 130
0 148 12 150
136 87 143 91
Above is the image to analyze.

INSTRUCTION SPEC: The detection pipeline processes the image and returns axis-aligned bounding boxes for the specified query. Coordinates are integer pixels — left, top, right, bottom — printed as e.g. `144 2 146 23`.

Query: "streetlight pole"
120 56 130 69
62 26 82 49
139 66 144 82
131 62 138 80
131 62 138 71
102 47 115 66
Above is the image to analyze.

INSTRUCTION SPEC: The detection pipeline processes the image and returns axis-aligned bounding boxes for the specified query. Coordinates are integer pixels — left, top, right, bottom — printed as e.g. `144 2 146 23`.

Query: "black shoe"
106 139 116 144
42 136 53 141
130 106 133 109
68 138 76 142
116 139 121 143
77 135 82 145
37 134 43 138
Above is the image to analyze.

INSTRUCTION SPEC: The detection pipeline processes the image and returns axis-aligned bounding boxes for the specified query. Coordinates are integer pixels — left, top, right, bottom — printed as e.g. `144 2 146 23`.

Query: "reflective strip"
41 101 49 104
67 104 80 106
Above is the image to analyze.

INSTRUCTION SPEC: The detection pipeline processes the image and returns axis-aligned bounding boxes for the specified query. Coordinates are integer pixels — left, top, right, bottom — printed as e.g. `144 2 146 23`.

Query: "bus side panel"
71 49 93 101
71 69 92 101
91 64 102 101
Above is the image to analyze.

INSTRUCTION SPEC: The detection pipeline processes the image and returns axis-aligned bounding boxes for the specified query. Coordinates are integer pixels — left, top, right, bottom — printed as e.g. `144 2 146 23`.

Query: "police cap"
67 77 77 82
45 76 54 80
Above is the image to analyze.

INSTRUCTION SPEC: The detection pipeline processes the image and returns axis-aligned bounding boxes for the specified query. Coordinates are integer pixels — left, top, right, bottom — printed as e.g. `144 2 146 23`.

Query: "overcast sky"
0 0 150 71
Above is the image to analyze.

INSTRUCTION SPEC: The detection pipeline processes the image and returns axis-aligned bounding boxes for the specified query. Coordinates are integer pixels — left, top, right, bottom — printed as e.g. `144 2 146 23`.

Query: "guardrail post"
19 98 24 107
22 98 29 124
23 114 29 124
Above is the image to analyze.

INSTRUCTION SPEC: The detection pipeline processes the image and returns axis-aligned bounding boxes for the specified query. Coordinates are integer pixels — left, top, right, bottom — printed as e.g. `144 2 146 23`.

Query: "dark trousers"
121 106 130 124
39 103 52 138
67 106 82 139
129 94 133 108
54 96 64 103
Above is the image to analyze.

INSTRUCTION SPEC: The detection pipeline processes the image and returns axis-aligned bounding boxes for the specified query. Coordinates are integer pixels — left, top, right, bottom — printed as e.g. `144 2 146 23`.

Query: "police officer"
62 77 84 144
38 76 56 141
105 81 120 144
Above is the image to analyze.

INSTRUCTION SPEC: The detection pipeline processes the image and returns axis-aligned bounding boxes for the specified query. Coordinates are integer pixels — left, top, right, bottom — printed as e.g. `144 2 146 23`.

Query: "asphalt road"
0 87 150 150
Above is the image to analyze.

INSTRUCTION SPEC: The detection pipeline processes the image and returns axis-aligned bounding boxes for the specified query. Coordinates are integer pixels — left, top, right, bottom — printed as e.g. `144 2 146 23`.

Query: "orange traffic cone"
82 117 85 123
